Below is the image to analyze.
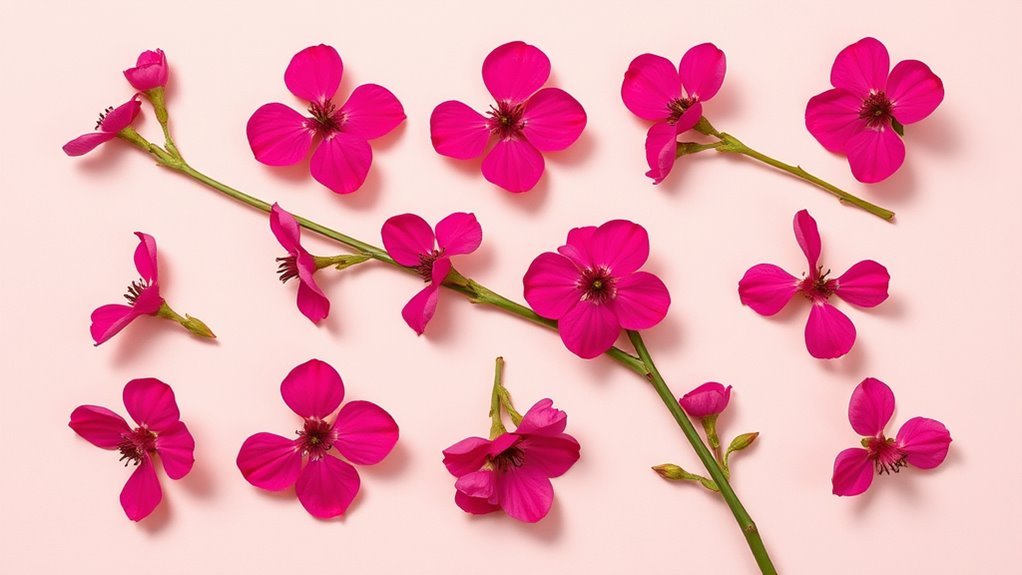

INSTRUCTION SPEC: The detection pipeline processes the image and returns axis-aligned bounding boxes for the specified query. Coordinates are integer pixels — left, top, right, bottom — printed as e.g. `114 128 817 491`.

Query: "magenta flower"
270 203 330 324
806 37 944 183
523 220 671 359
680 382 732 418
738 210 889 359
430 41 587 193
381 212 482 334
443 398 580 523
247 44 405 195
237 359 398 519
833 378 951 496
62 96 141 157
69 378 195 521
123 49 168 91
621 43 726 184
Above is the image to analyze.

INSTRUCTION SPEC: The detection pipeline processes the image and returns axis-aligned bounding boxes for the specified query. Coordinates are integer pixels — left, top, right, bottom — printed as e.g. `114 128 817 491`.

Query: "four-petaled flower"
621 43 726 184
430 41 587 193
237 359 399 519
738 210 889 359
806 37 944 183
69 378 196 521
381 212 482 334
270 203 330 324
247 44 405 194
443 399 580 523
123 49 168 91
62 96 142 157
523 220 671 359
832 378 951 496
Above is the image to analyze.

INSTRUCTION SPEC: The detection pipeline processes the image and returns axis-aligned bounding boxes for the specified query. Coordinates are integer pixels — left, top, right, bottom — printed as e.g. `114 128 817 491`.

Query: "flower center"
798 267 835 300
863 435 907 475
486 101 526 140
415 249 444 282
117 427 157 466
578 266 617 305
307 101 344 136
667 97 696 124
491 446 526 471
859 91 893 129
95 106 115 130
124 278 152 305
296 418 337 460
276 255 299 283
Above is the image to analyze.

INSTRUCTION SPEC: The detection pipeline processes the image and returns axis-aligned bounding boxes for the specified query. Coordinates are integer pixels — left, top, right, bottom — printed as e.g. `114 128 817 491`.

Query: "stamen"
116 428 156 466
859 91 894 129
276 256 299 283
95 106 114 130
578 266 617 305
124 278 150 305
486 101 526 140
296 418 336 459
307 101 343 135
667 98 696 124
491 446 526 471
415 249 444 282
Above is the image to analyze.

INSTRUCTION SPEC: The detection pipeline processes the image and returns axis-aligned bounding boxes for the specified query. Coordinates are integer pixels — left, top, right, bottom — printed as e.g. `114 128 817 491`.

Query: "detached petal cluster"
90 232 166 345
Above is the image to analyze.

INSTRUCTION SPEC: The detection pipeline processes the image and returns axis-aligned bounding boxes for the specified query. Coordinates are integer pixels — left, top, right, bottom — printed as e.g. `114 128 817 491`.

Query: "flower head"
738 210 889 359
69 378 195 521
523 220 671 359
247 44 405 194
832 378 951 496
124 49 168 91
62 96 142 157
680 382 732 418
430 41 587 193
270 203 330 324
381 212 482 334
806 37 944 183
236 359 399 518
621 44 726 184
443 398 580 523
90 232 166 345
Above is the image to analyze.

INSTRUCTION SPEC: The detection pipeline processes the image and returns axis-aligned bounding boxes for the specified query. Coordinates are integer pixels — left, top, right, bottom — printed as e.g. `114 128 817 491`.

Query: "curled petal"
269 203 303 255
644 121 679 185
401 258 449 335
496 467 554 523
246 103 313 166
515 398 568 436
296 276 330 324
523 252 582 320
62 132 117 156
846 125 906 184
455 470 496 501
429 100 490 160
442 436 492 477
589 220 650 276
285 44 342 104
133 232 159 284
521 87 586 152
123 378 180 432
236 432 302 491
835 260 890 308
558 226 597 268
848 377 896 436
805 302 856 359
310 132 373 194
340 83 405 140
738 264 799 316
155 421 195 480
679 382 732 418
621 53 679 120
90 304 142 346
382 213 436 267
793 209 822 271
830 37 889 98
100 97 142 133
69 405 131 449
558 301 620 360
296 455 361 519
679 42 726 101
610 271 671 330
482 41 550 104
120 457 162 521
333 400 399 465
519 434 580 478
481 137 545 193
832 447 874 496
455 490 501 515
435 212 482 256
896 417 951 469
281 359 345 419
673 100 703 135
887 60 944 125
805 88 866 153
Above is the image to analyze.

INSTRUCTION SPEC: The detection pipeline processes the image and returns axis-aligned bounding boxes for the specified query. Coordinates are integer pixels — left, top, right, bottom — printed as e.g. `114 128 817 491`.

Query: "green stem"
628 330 776 574
489 357 508 439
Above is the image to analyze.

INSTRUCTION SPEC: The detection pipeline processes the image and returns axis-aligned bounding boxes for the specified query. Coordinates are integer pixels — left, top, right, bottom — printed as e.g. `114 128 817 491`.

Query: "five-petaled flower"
237 359 399 519
523 220 671 359
443 398 580 523
123 49 168 91
430 41 587 193
832 378 951 496
738 210 889 359
381 212 482 334
62 96 142 157
69 378 196 521
270 203 330 324
247 44 405 194
621 43 726 184
806 37 944 183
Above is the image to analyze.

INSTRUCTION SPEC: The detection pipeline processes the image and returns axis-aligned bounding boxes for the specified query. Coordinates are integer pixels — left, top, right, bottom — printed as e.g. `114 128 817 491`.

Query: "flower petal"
589 219 650 276
679 42 726 101
455 490 501 515
679 382 732 418
69 405 130 449
805 302 857 359
558 226 598 268
100 97 142 133
236 432 302 491
435 212 482 256
519 434 580 478
830 37 889 98
62 132 117 156
120 457 162 521
621 54 679 120
284 44 342 104
887 60 944 125
340 83 405 140
805 88 866 153
515 398 567 436
333 400 399 465
123 378 180 431
521 88 586 152
896 417 952 469
848 377 896 436
400 259 449 335
738 264 799 316
133 232 159 284
455 469 496 500
295 455 360 519
155 420 195 480
269 203 302 255
382 213 436 267
644 121 679 185
610 271 671 330
523 252 582 320
309 132 373 194
481 137 545 193
793 209 822 271
558 301 621 359
123 48 167 91
442 436 492 477
281 359 345 419
430 100 491 159
296 276 330 324
846 125 906 184
246 103 313 166
90 304 142 346
482 41 550 103
832 447 874 496
496 467 554 523
835 260 890 308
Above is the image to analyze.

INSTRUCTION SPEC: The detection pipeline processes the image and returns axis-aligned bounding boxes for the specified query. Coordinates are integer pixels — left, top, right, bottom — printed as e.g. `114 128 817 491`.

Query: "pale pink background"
2 1 1020 572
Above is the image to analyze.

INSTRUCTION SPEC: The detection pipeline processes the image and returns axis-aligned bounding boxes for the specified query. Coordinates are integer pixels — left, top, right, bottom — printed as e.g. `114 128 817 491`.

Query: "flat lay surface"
2 0 1020 572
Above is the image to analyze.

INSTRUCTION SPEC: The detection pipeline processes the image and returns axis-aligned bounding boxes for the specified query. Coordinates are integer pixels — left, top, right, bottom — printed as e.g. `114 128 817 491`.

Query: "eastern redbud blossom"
62 96 142 157
679 382 732 418
123 49 168 91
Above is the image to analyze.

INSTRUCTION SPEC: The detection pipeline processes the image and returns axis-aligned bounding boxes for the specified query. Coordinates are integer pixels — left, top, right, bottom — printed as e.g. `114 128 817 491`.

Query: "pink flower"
237 359 398 519
270 203 330 324
806 37 944 183
381 212 482 334
247 44 405 195
124 49 168 91
680 382 732 418
442 399 580 523
523 220 671 359
621 43 726 184
832 378 951 496
90 232 166 345
62 96 142 156
69 378 195 521
429 41 587 193
738 210 889 359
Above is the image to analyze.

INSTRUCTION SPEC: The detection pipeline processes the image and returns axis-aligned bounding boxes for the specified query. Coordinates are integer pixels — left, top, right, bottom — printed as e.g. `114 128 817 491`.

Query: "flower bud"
652 464 719 492
181 314 216 339
679 382 732 418
726 432 759 455
124 49 168 91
